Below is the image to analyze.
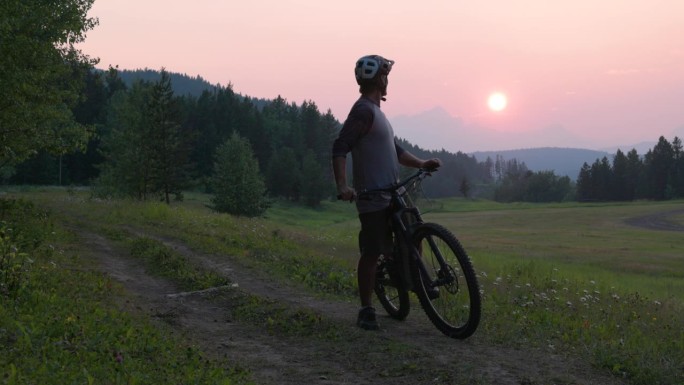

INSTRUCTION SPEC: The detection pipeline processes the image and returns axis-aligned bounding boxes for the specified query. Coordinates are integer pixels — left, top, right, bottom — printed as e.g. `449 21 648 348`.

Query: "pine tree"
147 69 190 203
644 136 674 200
94 81 153 199
576 163 592 201
266 148 301 200
299 150 327 207
211 132 268 217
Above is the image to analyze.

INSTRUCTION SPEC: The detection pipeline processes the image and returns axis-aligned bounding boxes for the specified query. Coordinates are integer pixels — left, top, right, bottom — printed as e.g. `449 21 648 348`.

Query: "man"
332 55 442 330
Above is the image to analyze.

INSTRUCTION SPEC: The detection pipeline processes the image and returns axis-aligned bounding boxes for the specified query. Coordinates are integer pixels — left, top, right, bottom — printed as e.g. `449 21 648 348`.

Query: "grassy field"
2 188 683 384
0 197 251 385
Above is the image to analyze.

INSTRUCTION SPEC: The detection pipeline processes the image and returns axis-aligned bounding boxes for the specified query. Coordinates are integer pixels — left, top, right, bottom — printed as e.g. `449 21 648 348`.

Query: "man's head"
355 55 394 98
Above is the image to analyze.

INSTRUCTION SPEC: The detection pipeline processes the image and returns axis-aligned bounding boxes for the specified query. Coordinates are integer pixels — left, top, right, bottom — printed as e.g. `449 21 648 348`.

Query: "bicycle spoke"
413 223 480 339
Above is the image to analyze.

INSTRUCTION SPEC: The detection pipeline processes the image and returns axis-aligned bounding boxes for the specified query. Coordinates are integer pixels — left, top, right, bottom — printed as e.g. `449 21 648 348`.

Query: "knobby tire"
411 223 481 339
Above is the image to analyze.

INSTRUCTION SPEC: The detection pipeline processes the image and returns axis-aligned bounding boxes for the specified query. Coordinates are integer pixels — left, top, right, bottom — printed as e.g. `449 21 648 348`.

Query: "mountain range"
389 106 684 178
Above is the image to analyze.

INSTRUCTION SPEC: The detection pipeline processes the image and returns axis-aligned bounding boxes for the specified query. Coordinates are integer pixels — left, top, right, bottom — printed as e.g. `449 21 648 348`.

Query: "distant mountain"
116 68 218 97
390 106 595 153
599 142 656 155
471 147 611 179
391 106 683 178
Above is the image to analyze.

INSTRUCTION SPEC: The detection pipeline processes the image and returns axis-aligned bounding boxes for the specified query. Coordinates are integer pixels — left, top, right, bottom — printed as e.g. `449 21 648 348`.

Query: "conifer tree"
299 150 327 207
211 132 268 217
148 69 190 203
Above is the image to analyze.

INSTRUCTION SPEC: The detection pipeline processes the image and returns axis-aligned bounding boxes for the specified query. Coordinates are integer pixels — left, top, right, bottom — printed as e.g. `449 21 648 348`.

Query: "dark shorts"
358 208 393 257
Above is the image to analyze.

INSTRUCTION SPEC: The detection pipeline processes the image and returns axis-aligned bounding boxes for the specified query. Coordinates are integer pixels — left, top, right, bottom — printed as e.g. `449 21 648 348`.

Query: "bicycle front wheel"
411 223 481 339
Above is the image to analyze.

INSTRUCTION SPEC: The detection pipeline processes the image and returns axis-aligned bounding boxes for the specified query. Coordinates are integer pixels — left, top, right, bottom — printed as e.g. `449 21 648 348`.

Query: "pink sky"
80 0 684 152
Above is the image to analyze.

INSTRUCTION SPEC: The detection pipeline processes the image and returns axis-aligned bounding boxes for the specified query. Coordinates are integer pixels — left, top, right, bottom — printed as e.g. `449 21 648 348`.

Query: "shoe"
426 286 440 300
356 306 379 330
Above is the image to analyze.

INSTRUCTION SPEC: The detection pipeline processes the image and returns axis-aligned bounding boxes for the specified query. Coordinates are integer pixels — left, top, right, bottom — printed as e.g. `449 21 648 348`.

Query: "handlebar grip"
337 193 356 202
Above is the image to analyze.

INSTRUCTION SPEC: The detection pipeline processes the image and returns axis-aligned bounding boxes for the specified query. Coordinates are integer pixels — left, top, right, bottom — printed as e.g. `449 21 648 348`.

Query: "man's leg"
358 252 379 307
356 208 392 330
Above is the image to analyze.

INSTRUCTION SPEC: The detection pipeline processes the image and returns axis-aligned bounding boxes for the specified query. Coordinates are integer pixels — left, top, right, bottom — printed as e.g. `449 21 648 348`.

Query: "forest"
2 66 499 208
4 64 684 212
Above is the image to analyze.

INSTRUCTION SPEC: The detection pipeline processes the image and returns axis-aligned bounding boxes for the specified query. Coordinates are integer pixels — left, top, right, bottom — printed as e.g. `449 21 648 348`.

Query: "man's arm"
398 151 442 170
333 156 355 201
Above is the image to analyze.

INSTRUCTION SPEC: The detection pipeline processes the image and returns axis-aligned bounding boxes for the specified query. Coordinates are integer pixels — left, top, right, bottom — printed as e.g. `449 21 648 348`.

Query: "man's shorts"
358 207 393 257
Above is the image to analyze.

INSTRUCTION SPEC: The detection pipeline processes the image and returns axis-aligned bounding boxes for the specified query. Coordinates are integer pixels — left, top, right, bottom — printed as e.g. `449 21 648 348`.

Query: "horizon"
80 1 684 153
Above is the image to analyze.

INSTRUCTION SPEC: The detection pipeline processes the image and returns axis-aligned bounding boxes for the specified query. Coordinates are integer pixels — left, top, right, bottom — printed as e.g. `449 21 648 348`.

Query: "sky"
79 0 684 153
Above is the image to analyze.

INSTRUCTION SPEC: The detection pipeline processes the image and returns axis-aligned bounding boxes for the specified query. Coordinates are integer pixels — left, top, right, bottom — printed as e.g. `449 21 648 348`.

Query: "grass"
5 189 684 385
0 198 252 385
128 236 230 291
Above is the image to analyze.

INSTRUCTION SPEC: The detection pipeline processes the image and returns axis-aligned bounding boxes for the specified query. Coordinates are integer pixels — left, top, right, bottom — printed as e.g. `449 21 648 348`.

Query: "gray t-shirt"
332 96 405 213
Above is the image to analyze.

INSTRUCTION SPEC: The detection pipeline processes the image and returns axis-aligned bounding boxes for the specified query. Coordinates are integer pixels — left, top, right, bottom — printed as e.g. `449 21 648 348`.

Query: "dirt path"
68 224 626 385
625 208 684 232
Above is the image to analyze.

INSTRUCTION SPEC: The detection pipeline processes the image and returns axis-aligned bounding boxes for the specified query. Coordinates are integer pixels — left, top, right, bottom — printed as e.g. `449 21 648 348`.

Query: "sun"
487 92 508 112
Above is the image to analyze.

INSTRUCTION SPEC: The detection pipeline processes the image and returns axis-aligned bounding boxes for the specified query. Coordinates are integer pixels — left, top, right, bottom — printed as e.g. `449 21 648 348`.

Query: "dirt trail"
68 224 626 385
625 208 684 232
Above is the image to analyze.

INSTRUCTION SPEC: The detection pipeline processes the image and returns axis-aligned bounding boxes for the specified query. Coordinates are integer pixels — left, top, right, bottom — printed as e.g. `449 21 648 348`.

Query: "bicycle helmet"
355 55 394 86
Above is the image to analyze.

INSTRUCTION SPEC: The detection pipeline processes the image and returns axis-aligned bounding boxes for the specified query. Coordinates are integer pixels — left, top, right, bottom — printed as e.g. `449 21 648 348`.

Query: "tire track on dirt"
54 215 628 385
625 208 684 232
123 228 625 385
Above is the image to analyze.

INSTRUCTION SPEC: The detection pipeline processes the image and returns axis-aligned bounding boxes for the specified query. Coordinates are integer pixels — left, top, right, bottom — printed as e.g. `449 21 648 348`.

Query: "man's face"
380 75 389 96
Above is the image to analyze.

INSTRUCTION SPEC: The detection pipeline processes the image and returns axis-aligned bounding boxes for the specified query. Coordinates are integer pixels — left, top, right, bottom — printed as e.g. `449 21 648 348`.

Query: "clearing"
62 218 628 385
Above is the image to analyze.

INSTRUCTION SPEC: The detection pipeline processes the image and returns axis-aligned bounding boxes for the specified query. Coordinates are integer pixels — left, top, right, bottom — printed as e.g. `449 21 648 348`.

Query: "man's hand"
421 158 442 170
337 185 356 202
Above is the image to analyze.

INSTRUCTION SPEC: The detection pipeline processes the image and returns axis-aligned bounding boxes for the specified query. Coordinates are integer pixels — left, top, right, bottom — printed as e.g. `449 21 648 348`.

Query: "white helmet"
355 55 394 86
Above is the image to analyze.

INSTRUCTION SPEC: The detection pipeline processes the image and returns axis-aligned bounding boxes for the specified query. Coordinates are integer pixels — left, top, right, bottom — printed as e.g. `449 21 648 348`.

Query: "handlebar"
336 168 437 201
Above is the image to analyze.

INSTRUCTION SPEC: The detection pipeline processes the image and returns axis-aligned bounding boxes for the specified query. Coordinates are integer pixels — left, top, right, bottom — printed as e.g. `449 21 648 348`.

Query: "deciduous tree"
0 0 98 167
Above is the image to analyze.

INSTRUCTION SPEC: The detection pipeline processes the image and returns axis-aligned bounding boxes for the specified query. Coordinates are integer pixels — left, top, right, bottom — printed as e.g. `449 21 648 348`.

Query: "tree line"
577 136 684 201
3 63 496 214
4 63 683 210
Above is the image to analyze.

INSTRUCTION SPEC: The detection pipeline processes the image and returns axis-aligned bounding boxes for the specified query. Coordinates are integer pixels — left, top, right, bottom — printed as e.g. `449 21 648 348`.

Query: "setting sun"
487 92 508 112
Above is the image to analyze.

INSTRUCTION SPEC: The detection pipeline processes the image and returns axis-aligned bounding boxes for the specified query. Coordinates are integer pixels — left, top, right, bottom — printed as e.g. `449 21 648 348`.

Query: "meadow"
1 188 683 384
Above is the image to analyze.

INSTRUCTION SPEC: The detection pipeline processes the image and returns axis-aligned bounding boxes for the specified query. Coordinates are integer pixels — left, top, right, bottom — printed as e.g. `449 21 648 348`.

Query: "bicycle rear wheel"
411 223 481 339
374 255 410 320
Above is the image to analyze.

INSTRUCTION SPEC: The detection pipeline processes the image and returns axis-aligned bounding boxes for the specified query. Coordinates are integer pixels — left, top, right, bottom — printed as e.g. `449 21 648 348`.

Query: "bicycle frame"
361 169 451 293
357 168 482 338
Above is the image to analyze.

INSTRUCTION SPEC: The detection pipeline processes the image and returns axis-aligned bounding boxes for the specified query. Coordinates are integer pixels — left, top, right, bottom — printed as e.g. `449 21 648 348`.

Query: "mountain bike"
358 169 481 339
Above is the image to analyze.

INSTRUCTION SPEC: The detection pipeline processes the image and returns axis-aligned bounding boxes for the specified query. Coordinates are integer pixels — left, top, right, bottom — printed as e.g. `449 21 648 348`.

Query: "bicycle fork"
393 209 456 292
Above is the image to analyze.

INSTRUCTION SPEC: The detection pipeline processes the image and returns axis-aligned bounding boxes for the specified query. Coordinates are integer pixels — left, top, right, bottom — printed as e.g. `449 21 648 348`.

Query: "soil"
64 222 629 385
624 208 684 232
